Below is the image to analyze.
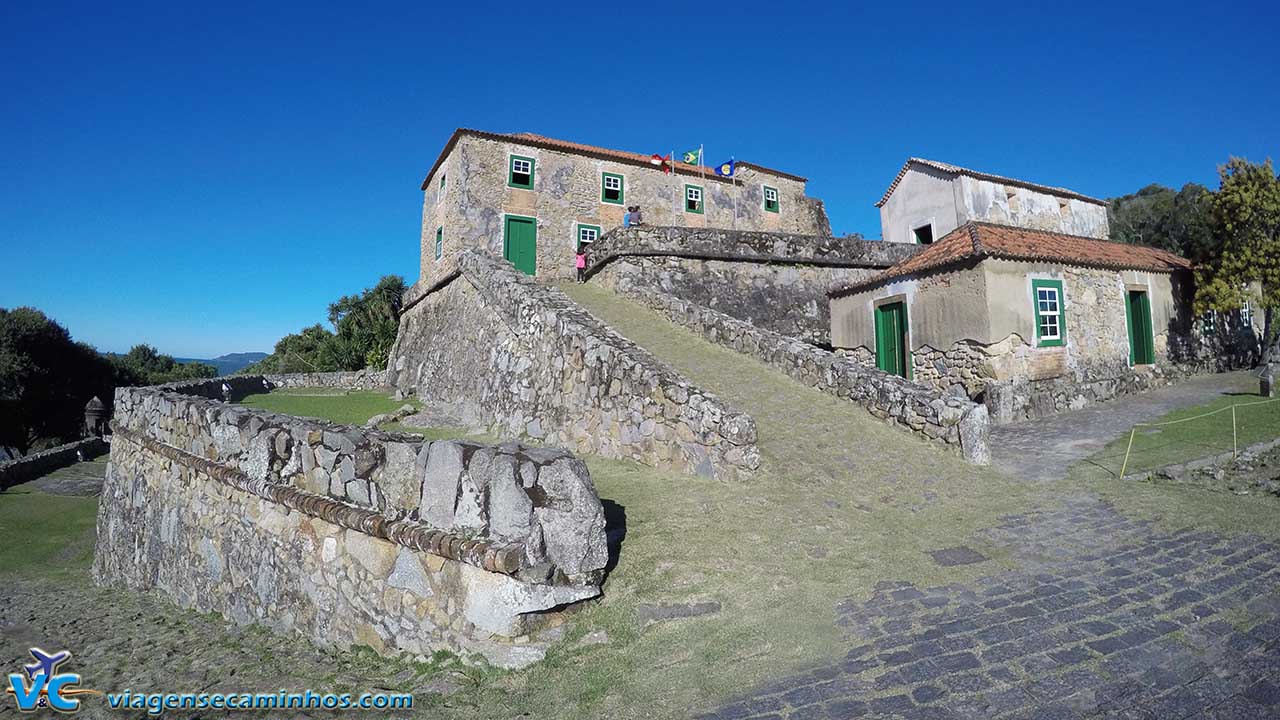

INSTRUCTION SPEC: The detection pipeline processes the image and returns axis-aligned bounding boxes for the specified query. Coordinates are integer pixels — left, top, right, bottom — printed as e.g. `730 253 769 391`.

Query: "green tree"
112 344 218 384
0 307 135 453
1108 183 1217 262
247 275 406 373
1194 157 1280 363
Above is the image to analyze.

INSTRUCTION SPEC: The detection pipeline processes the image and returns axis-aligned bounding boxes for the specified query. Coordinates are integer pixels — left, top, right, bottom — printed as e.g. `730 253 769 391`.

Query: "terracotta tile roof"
874 157 1108 208
829 222 1193 297
420 128 806 190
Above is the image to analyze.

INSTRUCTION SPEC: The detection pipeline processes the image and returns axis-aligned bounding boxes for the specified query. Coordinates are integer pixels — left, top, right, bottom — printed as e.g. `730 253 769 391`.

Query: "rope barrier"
1119 397 1280 478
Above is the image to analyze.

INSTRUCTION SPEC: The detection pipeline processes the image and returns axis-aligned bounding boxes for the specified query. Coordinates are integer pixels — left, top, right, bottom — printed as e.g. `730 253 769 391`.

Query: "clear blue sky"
3 1 1276 358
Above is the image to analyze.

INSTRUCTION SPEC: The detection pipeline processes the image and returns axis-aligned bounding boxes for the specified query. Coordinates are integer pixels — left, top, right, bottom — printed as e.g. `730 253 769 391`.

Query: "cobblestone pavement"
701 496 1280 719
989 372 1258 482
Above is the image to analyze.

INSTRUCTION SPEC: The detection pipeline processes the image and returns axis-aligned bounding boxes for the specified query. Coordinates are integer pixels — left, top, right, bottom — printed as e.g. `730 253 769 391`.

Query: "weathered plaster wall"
389 250 760 481
879 164 961 245
957 176 1109 239
419 135 830 285
96 378 609 668
585 226 920 345
605 284 991 464
879 166 1109 245
830 262 991 353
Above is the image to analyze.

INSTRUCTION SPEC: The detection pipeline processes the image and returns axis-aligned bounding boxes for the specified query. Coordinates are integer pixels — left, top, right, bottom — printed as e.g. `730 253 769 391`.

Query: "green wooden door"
1126 290 1155 365
503 216 537 276
874 301 909 378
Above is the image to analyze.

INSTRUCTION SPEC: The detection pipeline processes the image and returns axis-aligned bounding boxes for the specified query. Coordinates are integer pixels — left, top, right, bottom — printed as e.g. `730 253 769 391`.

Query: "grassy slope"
238 389 409 426
1083 392 1280 476
0 487 98 580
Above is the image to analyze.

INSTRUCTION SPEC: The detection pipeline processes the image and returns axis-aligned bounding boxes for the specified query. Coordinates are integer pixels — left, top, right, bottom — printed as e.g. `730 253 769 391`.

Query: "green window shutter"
508 155 535 189
685 184 704 214
440 173 446 189
601 173 624 204
763 185 779 213
435 227 443 260
1031 279 1066 347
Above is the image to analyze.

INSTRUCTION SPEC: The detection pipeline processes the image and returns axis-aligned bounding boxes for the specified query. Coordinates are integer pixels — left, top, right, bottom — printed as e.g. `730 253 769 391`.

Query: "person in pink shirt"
575 248 587 282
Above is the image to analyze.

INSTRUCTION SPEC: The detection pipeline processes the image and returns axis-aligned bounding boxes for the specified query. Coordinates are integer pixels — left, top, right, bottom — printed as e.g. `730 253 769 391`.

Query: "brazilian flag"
681 148 700 164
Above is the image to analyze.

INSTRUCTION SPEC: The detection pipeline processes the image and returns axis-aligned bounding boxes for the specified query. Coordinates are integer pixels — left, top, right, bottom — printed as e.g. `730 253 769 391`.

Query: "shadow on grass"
601 498 627 580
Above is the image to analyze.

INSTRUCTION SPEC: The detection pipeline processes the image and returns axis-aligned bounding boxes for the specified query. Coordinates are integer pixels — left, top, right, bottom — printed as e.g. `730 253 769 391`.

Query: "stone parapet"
0 437 108 491
611 286 991 465
583 225 920 274
387 250 761 481
582 226 920 346
95 378 609 668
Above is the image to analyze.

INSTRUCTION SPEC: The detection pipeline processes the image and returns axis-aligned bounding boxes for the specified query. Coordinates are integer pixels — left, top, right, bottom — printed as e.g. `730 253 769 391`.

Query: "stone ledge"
110 423 526 575
583 225 920 278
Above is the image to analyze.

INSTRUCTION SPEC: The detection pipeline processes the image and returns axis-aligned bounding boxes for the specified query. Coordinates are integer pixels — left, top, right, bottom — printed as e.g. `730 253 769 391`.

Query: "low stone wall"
264 369 389 390
95 377 609 668
608 287 991 464
985 361 1197 424
584 226 921 346
0 437 108 491
388 250 760 481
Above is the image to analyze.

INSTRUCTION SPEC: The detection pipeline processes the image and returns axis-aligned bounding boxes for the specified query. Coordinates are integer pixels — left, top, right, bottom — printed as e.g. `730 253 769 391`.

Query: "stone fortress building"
416 129 832 284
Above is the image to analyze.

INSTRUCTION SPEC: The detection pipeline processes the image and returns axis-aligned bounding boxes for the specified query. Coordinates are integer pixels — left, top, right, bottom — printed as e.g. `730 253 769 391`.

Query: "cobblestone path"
988 372 1257 482
702 496 1280 719
21 456 108 496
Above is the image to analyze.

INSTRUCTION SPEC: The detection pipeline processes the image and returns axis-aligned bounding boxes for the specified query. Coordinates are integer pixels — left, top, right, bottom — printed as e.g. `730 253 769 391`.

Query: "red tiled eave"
829 222 1193 298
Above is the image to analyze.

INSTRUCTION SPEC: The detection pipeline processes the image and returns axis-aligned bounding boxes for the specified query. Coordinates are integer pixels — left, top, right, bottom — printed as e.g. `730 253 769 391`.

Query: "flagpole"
732 156 738 229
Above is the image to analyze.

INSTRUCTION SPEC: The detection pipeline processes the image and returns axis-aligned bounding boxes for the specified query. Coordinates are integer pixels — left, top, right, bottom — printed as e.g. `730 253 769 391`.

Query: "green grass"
379 421 499 444
0 487 99 579
1081 392 1280 477
238 388 411 426
1068 390 1280 540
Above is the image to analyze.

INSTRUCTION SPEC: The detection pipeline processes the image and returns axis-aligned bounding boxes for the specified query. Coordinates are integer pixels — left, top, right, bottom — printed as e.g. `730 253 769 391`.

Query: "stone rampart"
584 226 921 345
0 437 108 491
94 377 608 668
608 286 991 465
389 250 760 481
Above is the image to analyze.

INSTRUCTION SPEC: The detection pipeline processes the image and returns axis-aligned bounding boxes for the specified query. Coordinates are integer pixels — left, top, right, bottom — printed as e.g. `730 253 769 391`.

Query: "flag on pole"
713 158 736 177
650 153 673 174
681 148 701 165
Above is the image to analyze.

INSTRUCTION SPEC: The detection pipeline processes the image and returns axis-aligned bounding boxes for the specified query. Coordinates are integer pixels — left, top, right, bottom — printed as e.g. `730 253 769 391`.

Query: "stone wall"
263 370 389 390
603 285 991 464
388 250 760 481
95 377 609 668
0 437 108 491
419 132 831 285
584 226 921 346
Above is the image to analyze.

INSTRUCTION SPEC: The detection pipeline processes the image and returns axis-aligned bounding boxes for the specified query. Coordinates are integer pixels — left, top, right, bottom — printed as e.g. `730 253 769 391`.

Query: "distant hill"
174 352 268 375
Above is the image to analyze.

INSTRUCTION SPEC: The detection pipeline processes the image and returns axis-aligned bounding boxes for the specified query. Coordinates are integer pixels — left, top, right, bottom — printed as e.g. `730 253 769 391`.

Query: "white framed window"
763 185 779 212
1241 299 1253 326
1201 310 1218 337
578 226 599 245
685 184 704 214
1031 279 1064 346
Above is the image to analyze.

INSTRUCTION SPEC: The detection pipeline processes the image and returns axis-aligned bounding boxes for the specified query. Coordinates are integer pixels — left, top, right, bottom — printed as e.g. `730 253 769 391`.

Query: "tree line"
1108 157 1280 363
0 309 218 454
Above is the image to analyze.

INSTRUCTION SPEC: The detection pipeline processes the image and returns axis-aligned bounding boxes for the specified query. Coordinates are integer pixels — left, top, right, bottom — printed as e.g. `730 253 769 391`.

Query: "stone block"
420 440 464 529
